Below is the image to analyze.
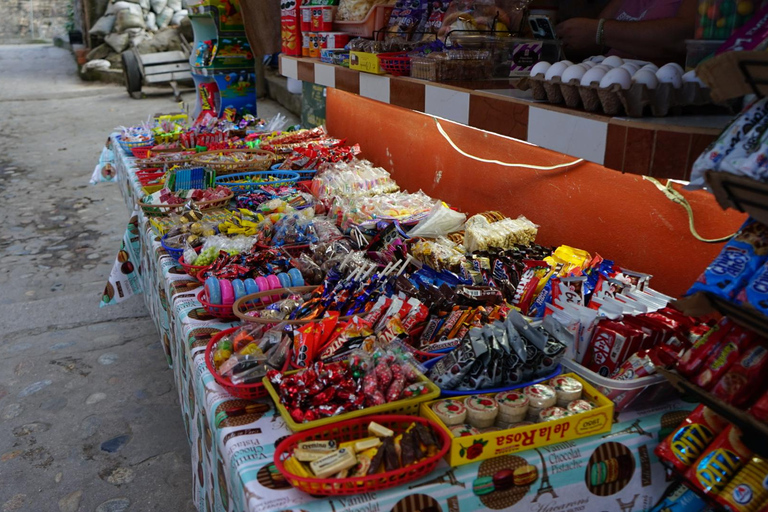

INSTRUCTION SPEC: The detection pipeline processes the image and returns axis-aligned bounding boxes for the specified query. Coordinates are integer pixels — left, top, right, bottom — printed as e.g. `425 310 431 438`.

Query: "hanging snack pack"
687 219 768 301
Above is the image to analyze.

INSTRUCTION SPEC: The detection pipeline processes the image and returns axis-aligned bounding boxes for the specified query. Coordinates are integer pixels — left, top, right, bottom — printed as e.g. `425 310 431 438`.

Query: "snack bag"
715 456 768 512
386 0 427 40
689 97 768 188
683 425 752 496
736 260 768 316
655 405 729 473
693 325 755 390
711 344 768 408
687 218 768 300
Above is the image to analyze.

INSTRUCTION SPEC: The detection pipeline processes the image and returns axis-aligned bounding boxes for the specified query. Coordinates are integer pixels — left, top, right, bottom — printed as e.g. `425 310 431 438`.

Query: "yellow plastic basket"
263 367 440 432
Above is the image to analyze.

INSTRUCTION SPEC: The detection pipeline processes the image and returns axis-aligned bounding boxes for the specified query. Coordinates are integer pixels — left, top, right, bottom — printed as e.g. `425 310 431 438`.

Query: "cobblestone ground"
0 44 298 511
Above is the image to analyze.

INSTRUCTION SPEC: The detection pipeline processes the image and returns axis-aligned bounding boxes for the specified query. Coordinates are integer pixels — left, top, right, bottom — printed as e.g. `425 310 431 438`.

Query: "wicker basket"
139 192 234 217
274 414 450 495
193 149 276 175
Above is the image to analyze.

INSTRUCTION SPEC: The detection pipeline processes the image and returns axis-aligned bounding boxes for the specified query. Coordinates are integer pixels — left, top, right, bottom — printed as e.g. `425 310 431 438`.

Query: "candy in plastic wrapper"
677 318 732 377
687 219 768 300
427 327 488 389
386 377 406 402
693 326 755 390
684 425 752 496
599 350 656 411
736 260 768 315
715 455 768 512
402 382 430 397
689 97 768 188
749 388 768 423
712 345 768 408
655 405 729 473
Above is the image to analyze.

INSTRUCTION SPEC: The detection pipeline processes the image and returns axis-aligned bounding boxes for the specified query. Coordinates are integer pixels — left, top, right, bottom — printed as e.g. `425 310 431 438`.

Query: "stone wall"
0 0 71 42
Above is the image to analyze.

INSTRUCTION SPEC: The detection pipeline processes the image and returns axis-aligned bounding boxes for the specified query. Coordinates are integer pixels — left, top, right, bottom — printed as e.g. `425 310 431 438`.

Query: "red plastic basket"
378 52 411 77
204 327 292 400
273 414 450 495
197 289 238 320
178 247 213 278
131 146 152 159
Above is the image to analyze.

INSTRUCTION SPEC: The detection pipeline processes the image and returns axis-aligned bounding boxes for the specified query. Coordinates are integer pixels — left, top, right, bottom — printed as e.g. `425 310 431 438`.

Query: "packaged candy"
655 405 729 473
715 456 768 512
736 261 768 315
684 425 753 496
689 97 768 188
687 219 768 300
749 388 768 423
677 318 733 378
712 344 768 408
694 326 755 390
583 320 644 377
601 350 657 411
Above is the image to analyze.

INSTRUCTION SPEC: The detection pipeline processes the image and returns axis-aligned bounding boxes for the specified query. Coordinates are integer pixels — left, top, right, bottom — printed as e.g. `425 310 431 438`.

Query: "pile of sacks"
84 0 190 70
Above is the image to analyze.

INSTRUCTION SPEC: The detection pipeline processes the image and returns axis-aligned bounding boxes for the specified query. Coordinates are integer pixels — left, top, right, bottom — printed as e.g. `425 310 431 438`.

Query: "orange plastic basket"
204 327 291 400
273 414 450 495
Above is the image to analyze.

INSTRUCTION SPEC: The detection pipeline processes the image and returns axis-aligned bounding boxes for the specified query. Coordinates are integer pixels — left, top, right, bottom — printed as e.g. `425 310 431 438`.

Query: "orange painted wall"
325 89 746 298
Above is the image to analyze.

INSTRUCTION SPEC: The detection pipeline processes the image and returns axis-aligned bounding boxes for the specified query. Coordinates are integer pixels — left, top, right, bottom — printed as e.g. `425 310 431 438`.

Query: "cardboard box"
420 373 614 466
350 51 385 75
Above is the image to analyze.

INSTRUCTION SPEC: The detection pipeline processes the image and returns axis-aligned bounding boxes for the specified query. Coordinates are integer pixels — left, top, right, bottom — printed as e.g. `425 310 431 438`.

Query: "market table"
103 135 695 512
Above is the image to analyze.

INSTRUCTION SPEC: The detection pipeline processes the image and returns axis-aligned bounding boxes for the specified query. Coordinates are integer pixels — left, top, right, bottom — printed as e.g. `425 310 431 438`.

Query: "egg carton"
527 75 712 117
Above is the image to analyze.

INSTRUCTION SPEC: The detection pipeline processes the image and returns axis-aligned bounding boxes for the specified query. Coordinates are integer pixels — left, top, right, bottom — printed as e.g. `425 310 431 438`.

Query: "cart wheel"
122 51 142 99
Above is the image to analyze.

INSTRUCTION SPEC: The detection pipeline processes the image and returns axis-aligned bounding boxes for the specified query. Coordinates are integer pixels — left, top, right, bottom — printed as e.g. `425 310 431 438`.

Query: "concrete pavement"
0 44 298 511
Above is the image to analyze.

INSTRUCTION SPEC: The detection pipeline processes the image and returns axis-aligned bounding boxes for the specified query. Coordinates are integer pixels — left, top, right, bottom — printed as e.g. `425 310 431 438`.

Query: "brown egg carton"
526 75 712 117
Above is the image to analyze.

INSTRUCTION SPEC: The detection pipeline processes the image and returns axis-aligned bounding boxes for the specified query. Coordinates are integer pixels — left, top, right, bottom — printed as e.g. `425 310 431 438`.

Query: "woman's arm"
556 0 696 61
603 0 696 59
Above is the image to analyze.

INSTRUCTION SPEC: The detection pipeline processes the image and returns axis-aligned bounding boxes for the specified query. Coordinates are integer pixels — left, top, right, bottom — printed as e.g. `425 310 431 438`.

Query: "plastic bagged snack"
337 0 392 20
687 218 768 300
386 0 427 40
689 97 768 188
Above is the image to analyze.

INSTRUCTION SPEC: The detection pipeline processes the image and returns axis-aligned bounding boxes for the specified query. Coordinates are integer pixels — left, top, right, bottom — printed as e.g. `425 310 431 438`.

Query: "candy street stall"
96 84 768 512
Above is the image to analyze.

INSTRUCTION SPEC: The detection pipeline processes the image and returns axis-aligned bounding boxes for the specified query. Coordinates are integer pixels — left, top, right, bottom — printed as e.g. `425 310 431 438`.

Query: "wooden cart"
121 36 193 101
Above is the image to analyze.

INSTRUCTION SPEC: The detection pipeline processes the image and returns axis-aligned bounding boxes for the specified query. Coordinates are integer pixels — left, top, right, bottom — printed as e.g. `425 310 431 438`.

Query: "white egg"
545 61 570 81
641 64 659 72
656 66 683 88
620 63 640 74
560 60 574 66
594 64 612 71
561 64 588 83
581 61 596 69
601 55 625 68
580 66 608 86
589 55 606 63
682 70 707 87
632 69 659 89
660 62 684 75
599 67 632 89
530 61 551 77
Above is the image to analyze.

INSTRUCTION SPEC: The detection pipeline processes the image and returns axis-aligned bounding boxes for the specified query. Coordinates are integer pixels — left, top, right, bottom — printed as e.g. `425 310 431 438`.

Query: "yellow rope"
643 176 735 243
